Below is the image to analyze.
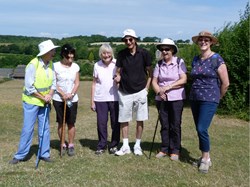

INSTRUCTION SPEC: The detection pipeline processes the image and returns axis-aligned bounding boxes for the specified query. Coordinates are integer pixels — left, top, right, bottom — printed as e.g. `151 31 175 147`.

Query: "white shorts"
118 88 148 123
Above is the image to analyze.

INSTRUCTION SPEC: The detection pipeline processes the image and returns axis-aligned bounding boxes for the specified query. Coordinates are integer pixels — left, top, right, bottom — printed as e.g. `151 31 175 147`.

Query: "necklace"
198 52 213 72
200 52 213 61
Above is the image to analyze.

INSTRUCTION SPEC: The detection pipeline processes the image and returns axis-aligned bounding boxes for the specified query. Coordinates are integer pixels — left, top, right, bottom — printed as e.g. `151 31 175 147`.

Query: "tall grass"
0 80 249 187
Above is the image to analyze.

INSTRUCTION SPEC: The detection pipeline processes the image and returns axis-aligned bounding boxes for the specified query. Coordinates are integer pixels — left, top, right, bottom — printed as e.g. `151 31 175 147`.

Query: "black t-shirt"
116 46 152 94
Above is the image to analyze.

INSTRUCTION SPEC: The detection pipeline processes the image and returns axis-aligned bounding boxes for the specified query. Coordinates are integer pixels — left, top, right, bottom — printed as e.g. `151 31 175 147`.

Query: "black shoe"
40 157 53 162
109 147 118 154
68 147 75 156
9 158 22 165
95 149 105 155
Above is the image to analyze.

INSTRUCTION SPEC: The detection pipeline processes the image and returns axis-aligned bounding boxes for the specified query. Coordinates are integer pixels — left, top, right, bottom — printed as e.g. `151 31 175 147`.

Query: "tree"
142 36 160 42
88 51 95 62
76 46 89 59
24 44 36 55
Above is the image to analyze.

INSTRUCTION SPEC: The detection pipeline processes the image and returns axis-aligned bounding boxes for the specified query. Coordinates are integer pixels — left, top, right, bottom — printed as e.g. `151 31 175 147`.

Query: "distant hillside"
0 35 58 45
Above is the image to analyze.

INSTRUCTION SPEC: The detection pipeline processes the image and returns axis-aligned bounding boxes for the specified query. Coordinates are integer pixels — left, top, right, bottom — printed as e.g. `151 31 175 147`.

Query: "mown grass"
0 80 249 187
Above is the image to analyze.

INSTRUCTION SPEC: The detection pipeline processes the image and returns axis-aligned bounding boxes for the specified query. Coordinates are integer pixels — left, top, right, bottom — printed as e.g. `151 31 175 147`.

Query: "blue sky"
0 0 248 40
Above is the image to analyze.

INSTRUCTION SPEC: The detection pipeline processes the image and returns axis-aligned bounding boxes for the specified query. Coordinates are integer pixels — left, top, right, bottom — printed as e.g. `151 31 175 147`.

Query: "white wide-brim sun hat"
156 38 178 55
122 29 138 40
37 40 60 57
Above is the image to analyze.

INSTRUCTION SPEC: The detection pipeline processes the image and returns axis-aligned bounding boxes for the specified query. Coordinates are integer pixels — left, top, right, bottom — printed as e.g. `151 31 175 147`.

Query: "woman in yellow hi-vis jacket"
9 40 59 165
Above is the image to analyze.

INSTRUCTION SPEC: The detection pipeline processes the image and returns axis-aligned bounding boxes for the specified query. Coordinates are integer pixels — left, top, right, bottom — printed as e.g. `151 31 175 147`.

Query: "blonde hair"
98 43 114 59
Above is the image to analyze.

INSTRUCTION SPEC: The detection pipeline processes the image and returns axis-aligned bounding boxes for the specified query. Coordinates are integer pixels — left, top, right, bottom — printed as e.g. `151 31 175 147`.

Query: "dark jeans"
190 100 218 152
95 101 120 150
156 100 184 154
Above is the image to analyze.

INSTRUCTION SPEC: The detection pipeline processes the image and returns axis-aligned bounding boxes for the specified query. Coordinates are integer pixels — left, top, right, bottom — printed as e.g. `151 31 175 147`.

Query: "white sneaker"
115 146 131 156
133 146 143 156
199 159 212 173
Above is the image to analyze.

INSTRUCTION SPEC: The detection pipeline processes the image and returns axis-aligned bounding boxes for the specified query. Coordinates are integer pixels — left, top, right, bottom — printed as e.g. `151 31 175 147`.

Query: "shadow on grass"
77 139 196 165
23 144 38 161
23 139 61 161
21 140 196 165
141 141 196 164
78 138 124 151
50 139 61 154
179 147 197 164
79 138 98 151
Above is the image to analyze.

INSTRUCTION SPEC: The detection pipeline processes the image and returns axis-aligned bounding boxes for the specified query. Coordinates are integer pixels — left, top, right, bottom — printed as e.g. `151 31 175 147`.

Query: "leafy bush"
80 62 94 77
215 3 249 120
0 54 33 68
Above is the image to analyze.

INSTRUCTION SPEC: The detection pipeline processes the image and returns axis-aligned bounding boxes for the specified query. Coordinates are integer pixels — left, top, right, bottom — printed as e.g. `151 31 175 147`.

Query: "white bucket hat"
156 38 178 55
37 40 60 57
122 29 138 40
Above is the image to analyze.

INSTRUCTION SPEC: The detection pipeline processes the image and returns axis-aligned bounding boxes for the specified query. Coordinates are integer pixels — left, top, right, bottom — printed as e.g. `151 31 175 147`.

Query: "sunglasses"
124 38 133 43
198 38 211 42
159 47 171 52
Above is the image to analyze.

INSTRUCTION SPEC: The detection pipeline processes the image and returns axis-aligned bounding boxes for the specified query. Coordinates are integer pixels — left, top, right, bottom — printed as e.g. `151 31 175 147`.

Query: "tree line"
0 3 248 120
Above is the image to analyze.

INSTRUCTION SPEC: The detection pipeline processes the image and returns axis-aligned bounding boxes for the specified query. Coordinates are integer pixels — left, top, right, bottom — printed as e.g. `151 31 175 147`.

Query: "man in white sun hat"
9 40 59 165
114 29 152 156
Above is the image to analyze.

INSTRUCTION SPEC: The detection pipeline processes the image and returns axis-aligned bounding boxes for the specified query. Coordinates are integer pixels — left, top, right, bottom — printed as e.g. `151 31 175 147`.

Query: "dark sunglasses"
159 47 171 52
198 38 211 42
124 38 133 43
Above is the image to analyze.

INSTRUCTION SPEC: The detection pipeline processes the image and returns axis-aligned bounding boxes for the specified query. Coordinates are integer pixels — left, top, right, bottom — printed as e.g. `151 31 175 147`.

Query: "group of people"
9 29 229 174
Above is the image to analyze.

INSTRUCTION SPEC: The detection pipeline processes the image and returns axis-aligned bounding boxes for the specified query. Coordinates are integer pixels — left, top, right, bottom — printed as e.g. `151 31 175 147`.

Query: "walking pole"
149 101 163 159
149 115 160 159
35 104 49 169
60 101 67 157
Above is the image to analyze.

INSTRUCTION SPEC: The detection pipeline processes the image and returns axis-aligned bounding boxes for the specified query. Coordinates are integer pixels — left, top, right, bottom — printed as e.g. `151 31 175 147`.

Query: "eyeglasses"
159 47 171 52
198 38 211 43
124 38 133 43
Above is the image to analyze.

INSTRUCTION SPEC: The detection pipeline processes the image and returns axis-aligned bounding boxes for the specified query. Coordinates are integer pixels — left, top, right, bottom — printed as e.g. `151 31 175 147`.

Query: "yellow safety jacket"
22 57 53 106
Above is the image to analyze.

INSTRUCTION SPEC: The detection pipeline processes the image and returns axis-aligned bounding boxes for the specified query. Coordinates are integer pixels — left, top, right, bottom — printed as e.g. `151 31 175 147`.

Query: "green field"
0 80 249 187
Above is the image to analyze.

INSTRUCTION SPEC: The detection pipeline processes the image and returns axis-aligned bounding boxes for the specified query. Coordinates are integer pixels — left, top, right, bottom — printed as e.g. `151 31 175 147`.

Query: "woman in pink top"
91 44 120 155
152 38 187 161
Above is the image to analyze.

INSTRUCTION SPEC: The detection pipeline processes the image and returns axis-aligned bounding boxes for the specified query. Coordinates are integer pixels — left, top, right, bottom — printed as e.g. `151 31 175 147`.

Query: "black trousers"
156 100 184 154
95 101 120 150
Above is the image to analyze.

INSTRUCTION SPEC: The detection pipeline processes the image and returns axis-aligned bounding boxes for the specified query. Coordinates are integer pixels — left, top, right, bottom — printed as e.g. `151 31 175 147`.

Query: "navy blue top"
189 53 224 103
116 46 152 94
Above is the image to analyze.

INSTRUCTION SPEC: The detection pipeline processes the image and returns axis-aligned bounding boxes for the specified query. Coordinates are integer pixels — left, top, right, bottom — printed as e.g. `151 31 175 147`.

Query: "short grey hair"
98 43 114 59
